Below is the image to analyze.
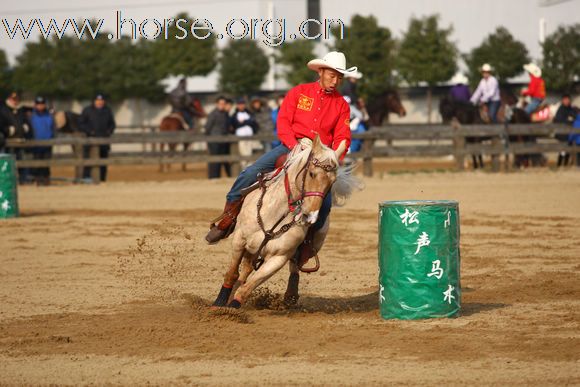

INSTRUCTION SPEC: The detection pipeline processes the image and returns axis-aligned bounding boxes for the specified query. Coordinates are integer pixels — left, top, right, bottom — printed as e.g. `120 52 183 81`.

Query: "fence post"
73 143 84 182
452 119 465 171
89 145 101 184
362 135 374 177
230 141 241 176
491 133 501 172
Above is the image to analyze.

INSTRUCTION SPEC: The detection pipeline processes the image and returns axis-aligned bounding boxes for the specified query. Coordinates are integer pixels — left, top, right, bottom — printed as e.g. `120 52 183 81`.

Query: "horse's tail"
331 162 365 207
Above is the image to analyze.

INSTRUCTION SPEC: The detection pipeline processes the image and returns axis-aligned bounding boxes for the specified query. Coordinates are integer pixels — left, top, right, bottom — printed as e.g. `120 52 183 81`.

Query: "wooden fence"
5 122 579 182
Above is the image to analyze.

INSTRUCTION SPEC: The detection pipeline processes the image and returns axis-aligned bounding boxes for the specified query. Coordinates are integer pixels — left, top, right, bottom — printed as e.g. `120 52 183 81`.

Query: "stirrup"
299 253 320 273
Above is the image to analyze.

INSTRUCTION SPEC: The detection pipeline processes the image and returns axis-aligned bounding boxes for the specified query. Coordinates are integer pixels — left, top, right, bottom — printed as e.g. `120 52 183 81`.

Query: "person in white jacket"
470 63 501 123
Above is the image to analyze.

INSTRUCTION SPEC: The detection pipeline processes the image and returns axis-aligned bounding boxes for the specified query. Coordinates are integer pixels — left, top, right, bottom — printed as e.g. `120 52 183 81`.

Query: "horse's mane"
263 140 364 207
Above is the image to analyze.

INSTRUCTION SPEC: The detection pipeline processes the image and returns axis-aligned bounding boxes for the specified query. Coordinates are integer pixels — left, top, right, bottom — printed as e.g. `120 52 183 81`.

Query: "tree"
275 39 316 86
331 15 396 98
13 29 164 103
397 15 457 122
542 24 580 92
152 12 217 78
218 39 269 96
464 27 530 84
0 49 13 98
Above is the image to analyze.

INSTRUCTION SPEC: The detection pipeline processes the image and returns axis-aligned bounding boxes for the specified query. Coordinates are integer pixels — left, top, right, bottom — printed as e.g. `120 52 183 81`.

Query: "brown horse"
159 98 206 172
366 90 407 127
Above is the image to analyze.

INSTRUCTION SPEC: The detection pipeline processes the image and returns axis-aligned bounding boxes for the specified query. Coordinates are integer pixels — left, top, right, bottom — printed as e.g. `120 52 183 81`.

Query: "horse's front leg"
212 244 245 307
284 260 300 306
227 255 288 308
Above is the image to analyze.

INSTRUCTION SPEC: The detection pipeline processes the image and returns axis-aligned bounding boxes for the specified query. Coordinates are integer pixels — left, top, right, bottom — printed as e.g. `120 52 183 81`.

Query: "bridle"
253 149 336 270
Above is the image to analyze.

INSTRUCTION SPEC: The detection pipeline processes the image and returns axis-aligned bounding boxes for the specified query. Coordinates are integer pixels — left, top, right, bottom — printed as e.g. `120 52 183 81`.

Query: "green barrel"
0 154 19 219
378 200 460 319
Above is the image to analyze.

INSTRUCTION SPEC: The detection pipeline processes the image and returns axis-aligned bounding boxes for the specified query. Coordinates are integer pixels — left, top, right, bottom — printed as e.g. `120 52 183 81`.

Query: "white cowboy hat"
307 51 358 76
523 63 542 77
480 63 493 73
450 73 468 85
345 69 363 80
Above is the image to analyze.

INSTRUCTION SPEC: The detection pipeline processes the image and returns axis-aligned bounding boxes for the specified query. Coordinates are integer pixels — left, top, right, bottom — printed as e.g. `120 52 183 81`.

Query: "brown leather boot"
296 227 320 273
205 199 243 244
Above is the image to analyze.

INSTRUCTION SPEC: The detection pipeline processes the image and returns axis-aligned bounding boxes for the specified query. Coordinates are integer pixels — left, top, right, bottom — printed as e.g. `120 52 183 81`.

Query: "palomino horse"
158 98 206 172
366 89 407 126
211 136 359 309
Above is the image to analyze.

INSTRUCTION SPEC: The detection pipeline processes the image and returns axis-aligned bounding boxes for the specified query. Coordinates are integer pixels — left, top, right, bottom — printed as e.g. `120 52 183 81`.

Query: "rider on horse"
168 78 195 128
206 51 356 267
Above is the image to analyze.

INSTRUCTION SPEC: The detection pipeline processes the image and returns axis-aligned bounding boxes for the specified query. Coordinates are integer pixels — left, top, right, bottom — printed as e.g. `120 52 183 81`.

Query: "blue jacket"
30 110 54 140
570 113 580 146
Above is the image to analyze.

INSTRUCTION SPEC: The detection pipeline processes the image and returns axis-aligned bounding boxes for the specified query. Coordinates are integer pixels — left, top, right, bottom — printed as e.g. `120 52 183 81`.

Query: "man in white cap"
205 51 355 264
521 63 546 116
470 63 501 123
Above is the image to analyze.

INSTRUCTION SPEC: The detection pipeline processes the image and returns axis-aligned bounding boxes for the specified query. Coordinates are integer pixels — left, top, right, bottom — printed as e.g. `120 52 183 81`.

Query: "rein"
253 150 335 270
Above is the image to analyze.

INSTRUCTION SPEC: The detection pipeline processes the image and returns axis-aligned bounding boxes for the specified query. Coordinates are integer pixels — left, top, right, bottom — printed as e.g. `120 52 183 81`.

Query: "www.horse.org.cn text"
1 11 346 47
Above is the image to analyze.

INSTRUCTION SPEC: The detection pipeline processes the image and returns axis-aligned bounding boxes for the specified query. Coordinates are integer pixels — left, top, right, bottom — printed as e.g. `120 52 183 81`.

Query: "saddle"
531 105 551 123
239 153 288 197
167 112 190 129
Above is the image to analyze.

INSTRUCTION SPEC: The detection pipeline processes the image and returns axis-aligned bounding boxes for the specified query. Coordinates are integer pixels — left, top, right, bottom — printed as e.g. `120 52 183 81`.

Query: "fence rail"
5 122 579 182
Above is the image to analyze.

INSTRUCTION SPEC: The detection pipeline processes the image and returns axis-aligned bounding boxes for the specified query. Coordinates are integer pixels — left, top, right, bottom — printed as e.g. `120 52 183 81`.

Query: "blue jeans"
524 98 543 116
226 144 331 231
486 100 501 123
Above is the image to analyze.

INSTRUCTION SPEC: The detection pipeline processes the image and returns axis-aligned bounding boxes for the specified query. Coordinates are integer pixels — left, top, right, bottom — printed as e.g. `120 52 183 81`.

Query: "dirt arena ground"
0 167 579 385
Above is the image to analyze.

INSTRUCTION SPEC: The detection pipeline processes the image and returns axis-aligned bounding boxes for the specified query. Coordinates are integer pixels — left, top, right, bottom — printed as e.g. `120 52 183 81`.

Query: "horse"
438 97 488 169
158 97 206 172
211 135 360 309
366 90 407 127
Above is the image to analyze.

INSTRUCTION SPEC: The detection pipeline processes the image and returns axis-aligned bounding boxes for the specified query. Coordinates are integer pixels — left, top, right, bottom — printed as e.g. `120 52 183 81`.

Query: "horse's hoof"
283 294 299 307
226 299 242 309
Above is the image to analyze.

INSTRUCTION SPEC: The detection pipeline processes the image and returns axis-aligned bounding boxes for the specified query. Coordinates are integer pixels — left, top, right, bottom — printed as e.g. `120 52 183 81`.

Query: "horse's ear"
334 140 347 160
312 134 322 152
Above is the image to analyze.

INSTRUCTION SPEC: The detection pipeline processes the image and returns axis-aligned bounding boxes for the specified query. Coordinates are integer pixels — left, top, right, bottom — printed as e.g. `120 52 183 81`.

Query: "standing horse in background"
159 97 206 172
366 90 407 127
439 97 487 169
211 136 360 309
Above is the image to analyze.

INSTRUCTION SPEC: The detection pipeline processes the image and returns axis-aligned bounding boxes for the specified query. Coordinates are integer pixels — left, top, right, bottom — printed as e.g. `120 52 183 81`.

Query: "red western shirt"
522 75 546 99
277 82 351 154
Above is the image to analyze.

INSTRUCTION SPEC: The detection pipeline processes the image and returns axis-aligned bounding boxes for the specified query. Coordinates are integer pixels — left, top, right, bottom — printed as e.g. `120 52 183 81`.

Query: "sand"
0 169 579 385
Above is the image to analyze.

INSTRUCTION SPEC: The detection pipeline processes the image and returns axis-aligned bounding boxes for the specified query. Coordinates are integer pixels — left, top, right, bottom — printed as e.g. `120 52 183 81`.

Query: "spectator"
553 94 578 167
449 73 471 104
168 78 194 128
80 93 116 182
230 97 257 169
0 91 32 183
340 70 362 106
205 96 232 179
470 63 501 123
571 113 580 167
29 96 54 185
250 96 274 152
521 63 546 116
270 94 285 148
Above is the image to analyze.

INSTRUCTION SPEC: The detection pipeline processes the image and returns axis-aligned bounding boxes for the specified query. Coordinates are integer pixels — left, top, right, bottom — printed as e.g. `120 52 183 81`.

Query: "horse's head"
285 135 346 226
367 90 407 126
385 90 407 118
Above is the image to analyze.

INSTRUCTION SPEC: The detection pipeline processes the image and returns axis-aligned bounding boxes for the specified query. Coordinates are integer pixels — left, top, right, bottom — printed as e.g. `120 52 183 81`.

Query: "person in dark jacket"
29 96 54 185
230 98 258 169
250 96 274 152
0 91 32 183
553 94 578 167
80 93 116 182
205 96 232 179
